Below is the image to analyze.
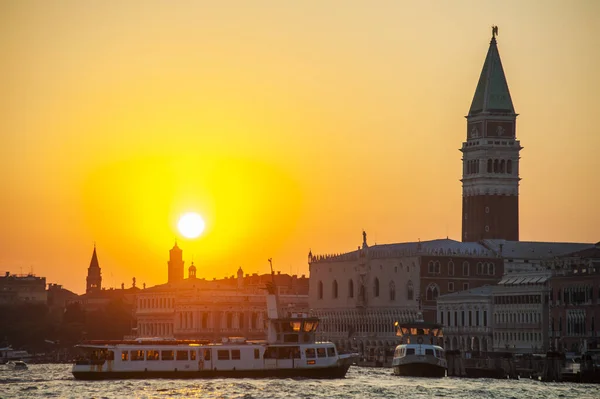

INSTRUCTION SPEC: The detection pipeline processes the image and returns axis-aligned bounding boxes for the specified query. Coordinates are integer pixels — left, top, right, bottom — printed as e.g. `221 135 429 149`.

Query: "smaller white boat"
7 361 28 370
391 317 447 378
0 346 32 364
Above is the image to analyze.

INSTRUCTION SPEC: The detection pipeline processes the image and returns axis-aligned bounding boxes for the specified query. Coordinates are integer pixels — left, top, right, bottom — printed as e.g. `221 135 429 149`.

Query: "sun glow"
177 212 206 239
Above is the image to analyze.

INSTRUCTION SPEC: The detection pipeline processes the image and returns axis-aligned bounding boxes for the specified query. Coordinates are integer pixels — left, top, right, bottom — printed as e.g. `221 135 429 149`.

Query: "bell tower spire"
86 244 102 293
461 28 522 242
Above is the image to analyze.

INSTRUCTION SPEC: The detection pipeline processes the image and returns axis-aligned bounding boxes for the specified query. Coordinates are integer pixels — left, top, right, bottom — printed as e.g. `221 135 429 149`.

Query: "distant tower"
188 262 197 279
461 28 522 242
86 245 102 294
167 243 184 283
237 266 244 289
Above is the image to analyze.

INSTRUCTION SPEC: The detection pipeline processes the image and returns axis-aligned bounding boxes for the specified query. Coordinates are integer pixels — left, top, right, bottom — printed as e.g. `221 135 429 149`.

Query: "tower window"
487 159 492 173
507 160 513 174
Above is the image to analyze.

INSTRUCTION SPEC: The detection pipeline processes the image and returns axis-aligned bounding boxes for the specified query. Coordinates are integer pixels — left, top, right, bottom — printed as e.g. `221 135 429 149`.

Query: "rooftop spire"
89 245 100 269
468 26 515 116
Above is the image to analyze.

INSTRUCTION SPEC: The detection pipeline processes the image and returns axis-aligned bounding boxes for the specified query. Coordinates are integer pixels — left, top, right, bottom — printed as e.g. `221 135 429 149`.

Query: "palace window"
426 284 439 301
332 280 338 299
389 281 396 301
318 281 323 299
448 261 455 276
373 278 380 298
462 262 470 276
407 281 414 300
348 279 354 298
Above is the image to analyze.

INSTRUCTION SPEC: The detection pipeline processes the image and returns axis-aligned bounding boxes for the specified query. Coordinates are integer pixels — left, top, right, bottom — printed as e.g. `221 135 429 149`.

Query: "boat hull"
393 363 446 378
72 364 350 380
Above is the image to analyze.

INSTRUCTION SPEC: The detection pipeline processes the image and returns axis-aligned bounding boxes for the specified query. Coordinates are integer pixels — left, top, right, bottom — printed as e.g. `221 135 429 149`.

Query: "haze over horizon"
1 1 599 294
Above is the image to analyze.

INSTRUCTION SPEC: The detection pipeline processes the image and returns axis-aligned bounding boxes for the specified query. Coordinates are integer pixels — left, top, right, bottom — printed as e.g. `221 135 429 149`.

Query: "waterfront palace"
308 31 598 359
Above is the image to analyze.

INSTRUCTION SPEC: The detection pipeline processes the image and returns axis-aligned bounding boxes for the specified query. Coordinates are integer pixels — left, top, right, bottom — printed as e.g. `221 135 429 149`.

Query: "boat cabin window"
265 346 300 359
146 350 159 361
406 348 415 355
218 350 230 360
203 349 211 361
130 350 144 361
305 348 316 359
190 351 197 361
425 349 434 356
161 350 174 361
232 350 241 360
121 351 129 361
327 347 336 357
317 348 326 358
176 350 188 361
254 349 260 359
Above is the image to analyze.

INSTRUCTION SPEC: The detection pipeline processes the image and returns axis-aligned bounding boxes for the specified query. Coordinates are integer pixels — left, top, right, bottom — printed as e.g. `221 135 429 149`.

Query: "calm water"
1 364 599 399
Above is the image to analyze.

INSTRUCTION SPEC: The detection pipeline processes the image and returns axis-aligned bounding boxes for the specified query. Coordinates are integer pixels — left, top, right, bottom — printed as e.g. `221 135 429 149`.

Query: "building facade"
548 244 600 353
437 286 494 353
491 272 551 353
461 31 522 242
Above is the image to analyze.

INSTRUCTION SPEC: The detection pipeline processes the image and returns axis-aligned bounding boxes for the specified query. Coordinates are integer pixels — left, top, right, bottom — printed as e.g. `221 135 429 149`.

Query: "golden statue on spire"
492 25 499 38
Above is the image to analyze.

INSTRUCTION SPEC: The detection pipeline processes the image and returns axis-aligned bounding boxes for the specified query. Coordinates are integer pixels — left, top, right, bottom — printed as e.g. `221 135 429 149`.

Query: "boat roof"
395 343 445 350
75 340 336 349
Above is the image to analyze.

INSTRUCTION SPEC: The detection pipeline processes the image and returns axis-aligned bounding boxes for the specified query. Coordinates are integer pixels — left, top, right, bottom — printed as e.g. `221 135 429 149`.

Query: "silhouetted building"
167 243 184 283
86 245 102 294
0 272 47 304
461 32 521 242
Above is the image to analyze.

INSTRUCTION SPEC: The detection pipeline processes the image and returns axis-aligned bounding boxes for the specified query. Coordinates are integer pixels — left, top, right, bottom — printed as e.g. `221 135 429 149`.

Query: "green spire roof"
469 36 515 116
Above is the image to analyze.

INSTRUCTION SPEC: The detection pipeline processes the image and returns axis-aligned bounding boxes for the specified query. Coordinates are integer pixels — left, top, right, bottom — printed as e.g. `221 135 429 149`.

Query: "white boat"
72 283 358 380
0 347 32 364
7 360 28 370
391 319 447 378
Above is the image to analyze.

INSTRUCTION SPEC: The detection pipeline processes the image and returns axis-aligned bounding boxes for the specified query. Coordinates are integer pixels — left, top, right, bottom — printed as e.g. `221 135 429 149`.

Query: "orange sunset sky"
1 1 599 294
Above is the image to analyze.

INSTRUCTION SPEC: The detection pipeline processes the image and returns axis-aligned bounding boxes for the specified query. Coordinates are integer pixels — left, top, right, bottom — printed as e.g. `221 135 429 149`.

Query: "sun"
177 212 206 239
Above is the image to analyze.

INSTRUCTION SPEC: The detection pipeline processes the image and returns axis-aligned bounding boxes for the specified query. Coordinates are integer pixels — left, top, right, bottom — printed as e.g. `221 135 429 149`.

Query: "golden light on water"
177 212 205 239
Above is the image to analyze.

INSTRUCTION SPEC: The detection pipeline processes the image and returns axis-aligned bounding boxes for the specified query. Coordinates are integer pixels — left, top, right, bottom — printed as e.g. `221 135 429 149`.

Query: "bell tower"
86 244 102 294
461 27 522 242
167 242 184 283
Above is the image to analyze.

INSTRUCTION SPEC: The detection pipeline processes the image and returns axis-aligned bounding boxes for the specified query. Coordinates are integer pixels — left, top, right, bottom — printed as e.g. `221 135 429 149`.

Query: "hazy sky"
1 1 599 294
